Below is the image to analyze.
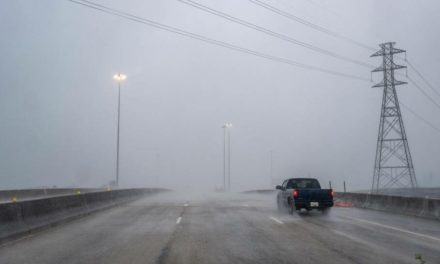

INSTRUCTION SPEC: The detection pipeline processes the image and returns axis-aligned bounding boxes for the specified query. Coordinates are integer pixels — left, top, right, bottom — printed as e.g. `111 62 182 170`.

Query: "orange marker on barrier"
334 201 353 207
11 197 18 203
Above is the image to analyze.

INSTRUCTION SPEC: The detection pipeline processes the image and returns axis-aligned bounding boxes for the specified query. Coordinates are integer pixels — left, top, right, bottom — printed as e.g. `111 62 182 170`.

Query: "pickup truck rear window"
287 179 321 189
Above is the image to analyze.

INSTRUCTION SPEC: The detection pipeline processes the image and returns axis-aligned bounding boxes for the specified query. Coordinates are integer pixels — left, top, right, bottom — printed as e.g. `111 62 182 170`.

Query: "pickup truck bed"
276 178 334 214
292 188 334 210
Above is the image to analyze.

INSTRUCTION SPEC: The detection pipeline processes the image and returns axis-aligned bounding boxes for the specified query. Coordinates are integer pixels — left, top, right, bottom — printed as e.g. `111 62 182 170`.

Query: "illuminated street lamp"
113 73 127 187
113 73 127 82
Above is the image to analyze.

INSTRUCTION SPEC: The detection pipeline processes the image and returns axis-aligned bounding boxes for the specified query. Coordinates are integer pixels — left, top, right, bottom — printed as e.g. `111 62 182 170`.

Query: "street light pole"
227 127 231 192
269 150 273 187
223 125 226 192
222 122 232 192
116 81 121 187
113 73 127 187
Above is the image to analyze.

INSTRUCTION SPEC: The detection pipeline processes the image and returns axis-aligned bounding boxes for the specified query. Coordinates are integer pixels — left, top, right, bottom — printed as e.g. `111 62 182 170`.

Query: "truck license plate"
310 202 319 207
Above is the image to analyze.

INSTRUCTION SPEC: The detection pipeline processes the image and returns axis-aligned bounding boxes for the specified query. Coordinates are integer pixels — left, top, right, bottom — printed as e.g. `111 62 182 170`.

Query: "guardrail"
335 192 440 220
0 188 166 243
242 189 276 194
0 188 105 203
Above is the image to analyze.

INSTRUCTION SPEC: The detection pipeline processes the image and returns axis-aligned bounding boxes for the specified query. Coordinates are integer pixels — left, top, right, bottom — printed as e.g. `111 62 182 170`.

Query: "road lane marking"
342 215 440 243
269 216 284 224
243 204 249 207
176 217 182 224
184 203 188 207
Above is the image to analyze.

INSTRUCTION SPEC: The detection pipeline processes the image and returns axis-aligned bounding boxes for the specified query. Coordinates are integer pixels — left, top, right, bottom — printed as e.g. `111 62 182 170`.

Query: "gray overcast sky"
0 0 439 191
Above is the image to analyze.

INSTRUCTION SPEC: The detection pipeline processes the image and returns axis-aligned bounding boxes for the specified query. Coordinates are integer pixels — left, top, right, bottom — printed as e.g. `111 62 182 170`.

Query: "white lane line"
342 215 440 243
176 217 182 224
269 216 284 224
184 203 189 207
243 204 249 207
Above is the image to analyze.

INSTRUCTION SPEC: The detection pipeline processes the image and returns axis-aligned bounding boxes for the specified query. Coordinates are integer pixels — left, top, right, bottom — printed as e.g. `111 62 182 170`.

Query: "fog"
0 0 439 191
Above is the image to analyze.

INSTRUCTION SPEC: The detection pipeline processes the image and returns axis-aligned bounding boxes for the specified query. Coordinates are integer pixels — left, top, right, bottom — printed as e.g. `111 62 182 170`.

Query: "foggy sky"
1 0 439 191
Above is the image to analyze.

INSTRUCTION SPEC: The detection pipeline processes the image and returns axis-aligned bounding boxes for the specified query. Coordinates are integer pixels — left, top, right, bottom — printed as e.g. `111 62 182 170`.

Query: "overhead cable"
178 0 374 68
67 0 369 81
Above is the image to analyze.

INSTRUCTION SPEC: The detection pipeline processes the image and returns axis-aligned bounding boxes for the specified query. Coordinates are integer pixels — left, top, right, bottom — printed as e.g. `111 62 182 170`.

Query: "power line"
66 0 369 81
247 0 376 51
290 0 440 102
407 76 440 111
253 0 440 111
406 59 440 98
67 0 440 136
400 102 440 134
247 0 440 135
178 0 374 68
274 0 440 106
252 0 440 109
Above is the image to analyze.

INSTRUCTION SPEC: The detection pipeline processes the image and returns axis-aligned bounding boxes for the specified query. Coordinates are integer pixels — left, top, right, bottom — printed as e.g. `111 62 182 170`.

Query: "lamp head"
113 73 127 81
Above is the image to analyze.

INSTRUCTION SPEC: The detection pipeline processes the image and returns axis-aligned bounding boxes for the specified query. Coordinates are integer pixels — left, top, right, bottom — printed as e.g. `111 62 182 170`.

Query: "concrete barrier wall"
335 192 440 220
242 189 276 194
0 188 105 203
0 188 165 242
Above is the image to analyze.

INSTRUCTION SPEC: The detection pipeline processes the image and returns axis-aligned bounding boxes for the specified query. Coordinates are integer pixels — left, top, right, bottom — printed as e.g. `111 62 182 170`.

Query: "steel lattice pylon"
371 42 418 193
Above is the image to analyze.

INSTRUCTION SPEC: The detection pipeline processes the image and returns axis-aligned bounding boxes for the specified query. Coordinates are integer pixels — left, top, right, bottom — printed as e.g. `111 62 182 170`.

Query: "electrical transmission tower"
371 42 418 193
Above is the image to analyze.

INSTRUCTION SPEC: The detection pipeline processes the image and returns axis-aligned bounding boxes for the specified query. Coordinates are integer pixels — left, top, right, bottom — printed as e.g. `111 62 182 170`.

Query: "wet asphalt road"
0 191 439 264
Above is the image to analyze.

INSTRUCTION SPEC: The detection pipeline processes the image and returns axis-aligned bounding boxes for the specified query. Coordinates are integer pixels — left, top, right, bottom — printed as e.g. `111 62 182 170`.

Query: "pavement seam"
155 203 187 264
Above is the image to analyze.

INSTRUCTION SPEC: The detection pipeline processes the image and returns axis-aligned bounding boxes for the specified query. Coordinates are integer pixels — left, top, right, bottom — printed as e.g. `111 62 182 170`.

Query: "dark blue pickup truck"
276 178 334 214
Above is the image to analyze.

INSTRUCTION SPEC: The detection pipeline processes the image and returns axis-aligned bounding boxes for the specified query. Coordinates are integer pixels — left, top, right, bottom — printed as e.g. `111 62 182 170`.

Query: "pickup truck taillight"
330 189 335 196
292 189 299 198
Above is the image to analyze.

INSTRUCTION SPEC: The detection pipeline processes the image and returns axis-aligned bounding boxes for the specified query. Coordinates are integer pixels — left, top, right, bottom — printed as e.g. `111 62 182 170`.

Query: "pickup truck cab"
276 178 334 214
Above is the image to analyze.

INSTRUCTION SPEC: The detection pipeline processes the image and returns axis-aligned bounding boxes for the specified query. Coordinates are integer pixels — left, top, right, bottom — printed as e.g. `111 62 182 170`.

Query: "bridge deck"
0 192 438 264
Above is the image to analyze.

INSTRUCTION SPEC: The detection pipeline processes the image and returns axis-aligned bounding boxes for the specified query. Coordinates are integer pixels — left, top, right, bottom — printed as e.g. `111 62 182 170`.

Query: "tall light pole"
228 125 231 192
222 125 226 192
269 150 273 187
222 122 232 191
113 73 127 187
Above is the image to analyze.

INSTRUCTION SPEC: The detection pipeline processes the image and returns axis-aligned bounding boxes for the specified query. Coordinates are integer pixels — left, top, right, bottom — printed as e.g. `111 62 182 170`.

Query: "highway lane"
0 191 439 264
